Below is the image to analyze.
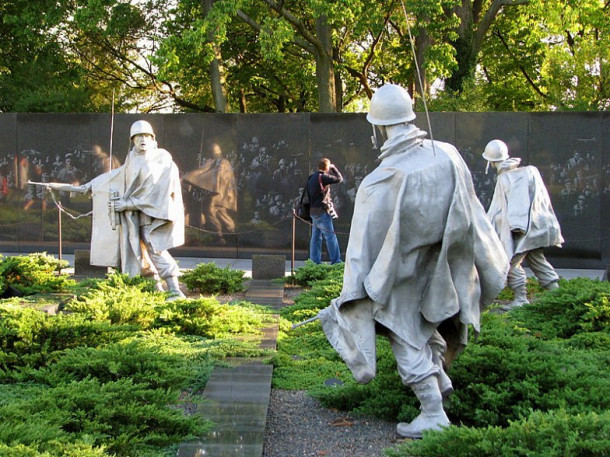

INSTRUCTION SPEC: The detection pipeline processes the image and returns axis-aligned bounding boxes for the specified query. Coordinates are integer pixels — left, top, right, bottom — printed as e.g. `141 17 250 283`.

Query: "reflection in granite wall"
0 113 607 268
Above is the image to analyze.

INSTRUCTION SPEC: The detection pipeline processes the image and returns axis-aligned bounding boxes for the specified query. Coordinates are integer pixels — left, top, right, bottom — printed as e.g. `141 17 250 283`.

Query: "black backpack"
295 175 312 222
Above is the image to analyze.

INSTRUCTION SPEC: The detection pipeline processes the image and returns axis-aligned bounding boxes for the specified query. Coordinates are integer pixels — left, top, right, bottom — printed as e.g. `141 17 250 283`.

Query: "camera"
325 201 338 219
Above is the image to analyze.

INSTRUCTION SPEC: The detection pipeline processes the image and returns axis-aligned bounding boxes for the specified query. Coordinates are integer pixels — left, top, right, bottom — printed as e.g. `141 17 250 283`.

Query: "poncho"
88 147 184 276
487 158 563 258
319 126 509 383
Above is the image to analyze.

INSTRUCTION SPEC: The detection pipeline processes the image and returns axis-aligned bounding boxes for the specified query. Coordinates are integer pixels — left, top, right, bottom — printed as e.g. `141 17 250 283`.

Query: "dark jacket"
307 167 343 215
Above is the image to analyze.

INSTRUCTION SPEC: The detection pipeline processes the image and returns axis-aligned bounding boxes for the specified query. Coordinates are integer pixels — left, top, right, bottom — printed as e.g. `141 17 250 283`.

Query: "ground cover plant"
0 252 74 297
179 262 246 295
0 254 274 456
275 265 610 456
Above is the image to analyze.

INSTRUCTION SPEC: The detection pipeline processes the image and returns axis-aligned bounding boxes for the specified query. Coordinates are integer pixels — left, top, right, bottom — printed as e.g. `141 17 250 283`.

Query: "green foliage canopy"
0 0 607 112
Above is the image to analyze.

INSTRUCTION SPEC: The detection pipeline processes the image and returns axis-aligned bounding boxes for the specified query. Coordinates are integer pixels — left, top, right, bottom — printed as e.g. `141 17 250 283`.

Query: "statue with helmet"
482 139 563 309
317 84 509 439
31 120 186 299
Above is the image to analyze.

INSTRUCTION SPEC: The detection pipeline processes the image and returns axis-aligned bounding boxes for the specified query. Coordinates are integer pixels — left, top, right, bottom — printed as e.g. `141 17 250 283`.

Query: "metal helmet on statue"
482 139 509 162
130 120 156 139
366 84 416 126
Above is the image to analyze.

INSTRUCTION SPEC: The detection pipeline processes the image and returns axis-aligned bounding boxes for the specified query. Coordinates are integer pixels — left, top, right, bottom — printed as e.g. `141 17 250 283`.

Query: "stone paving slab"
245 280 285 307
177 280 283 457
178 442 264 457
178 362 273 457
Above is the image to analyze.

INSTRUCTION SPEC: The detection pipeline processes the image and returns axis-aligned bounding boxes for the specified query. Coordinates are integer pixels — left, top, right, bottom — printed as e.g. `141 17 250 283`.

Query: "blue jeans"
309 213 342 264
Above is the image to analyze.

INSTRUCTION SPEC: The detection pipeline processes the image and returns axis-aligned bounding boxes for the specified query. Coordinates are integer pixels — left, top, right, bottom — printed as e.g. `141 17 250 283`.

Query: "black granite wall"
0 112 607 268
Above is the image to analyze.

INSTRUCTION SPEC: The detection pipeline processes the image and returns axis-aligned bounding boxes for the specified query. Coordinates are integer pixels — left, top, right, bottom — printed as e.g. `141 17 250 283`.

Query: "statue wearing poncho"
317 84 509 439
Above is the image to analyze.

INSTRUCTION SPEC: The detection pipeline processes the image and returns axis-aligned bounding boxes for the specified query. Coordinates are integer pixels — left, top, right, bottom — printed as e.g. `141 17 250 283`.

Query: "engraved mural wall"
0 112 607 268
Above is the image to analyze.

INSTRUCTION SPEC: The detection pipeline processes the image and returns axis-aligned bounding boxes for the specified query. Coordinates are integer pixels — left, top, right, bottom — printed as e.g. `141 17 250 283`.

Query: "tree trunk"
414 23 431 100
239 89 247 113
203 0 229 112
208 55 229 112
315 16 337 112
446 2 476 92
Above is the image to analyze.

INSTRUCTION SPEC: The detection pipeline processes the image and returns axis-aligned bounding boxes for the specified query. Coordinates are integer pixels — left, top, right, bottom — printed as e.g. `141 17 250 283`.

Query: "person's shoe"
396 376 450 439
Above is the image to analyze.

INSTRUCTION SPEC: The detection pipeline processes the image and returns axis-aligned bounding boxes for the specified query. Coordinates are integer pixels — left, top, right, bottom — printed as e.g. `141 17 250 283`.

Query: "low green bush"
448 313 610 427
0 303 48 355
509 278 610 339
0 305 137 375
280 274 342 324
0 252 74 296
563 331 610 350
287 260 344 287
0 378 210 456
180 262 245 295
292 312 610 427
0 442 109 457
0 260 275 456
154 297 273 338
32 340 195 389
387 409 610 457
65 273 165 328
274 274 610 457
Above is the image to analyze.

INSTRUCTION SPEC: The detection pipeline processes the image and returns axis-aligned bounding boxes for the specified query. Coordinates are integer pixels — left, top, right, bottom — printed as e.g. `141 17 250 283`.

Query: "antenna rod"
400 0 436 155
109 89 115 173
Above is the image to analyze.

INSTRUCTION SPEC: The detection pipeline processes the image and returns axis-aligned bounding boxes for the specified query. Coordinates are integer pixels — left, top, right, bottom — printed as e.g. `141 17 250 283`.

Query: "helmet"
130 120 156 139
366 84 416 126
482 139 509 162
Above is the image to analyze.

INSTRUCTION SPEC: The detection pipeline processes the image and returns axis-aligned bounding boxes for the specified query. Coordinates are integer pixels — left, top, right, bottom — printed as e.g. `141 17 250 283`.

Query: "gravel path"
263 389 403 457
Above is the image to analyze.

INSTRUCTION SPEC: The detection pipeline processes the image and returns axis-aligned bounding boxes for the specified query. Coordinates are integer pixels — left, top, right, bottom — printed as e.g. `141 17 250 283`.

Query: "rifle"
28 181 87 193
291 315 319 329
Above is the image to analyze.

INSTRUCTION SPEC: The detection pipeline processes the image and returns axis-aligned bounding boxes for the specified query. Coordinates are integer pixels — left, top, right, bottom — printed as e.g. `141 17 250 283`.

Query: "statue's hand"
110 198 135 212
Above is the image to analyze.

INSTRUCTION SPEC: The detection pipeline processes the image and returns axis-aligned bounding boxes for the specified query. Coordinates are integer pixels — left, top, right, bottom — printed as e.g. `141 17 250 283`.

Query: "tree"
226 0 343 112
61 0 187 112
445 0 531 93
461 0 610 110
0 0 93 112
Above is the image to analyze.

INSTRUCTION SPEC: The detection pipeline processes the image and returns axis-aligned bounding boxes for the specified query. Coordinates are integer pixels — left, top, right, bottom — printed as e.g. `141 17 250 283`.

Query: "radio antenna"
399 0 436 155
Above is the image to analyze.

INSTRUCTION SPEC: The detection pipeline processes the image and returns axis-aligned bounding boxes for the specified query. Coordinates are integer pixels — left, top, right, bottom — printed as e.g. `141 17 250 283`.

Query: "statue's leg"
140 226 184 299
165 275 186 299
139 239 164 291
505 252 529 309
526 248 559 290
428 331 453 398
385 329 450 438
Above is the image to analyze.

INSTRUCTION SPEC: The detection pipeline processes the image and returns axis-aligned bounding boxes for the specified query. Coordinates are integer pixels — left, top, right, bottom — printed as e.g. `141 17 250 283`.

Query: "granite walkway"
177 279 284 457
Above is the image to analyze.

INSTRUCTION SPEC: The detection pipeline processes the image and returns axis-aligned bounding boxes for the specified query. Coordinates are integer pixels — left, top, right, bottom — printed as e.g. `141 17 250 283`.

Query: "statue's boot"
544 280 559 291
431 347 453 398
502 285 529 310
396 376 450 439
150 272 165 292
165 276 186 300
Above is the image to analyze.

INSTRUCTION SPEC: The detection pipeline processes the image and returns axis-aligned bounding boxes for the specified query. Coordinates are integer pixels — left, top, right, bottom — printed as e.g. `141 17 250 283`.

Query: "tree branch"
499 0 530 4
474 0 530 59
236 8 315 54
494 28 547 98
260 0 324 55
